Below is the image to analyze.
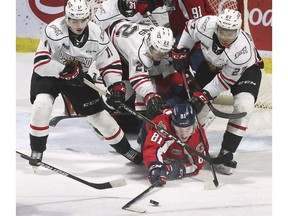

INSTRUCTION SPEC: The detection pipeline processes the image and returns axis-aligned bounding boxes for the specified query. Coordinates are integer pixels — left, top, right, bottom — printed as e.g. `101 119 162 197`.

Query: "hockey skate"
214 149 237 175
123 148 143 164
29 150 43 171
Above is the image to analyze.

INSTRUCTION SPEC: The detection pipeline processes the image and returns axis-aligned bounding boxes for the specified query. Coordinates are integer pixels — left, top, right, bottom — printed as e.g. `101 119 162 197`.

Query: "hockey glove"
188 90 212 113
106 81 126 109
135 0 157 16
144 92 165 119
59 61 84 87
148 162 167 186
166 160 186 180
171 47 190 73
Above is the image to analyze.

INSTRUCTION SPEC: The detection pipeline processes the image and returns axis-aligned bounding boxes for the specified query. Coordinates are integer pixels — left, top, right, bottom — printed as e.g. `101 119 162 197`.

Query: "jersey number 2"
115 24 138 38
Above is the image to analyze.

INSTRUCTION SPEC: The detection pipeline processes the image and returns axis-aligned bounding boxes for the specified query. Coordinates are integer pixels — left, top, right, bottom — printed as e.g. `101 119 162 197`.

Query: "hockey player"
172 9 263 174
91 0 144 30
29 0 142 167
135 0 215 71
139 103 208 186
106 20 175 119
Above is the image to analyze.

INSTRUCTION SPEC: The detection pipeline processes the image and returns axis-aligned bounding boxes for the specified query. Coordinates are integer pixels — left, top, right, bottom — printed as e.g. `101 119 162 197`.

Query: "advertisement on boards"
248 0 272 52
27 0 66 24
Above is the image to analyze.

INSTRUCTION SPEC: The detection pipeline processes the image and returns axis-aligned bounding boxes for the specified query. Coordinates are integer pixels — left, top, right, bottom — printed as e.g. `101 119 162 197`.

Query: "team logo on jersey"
59 51 93 68
49 25 63 36
27 0 65 24
234 46 248 59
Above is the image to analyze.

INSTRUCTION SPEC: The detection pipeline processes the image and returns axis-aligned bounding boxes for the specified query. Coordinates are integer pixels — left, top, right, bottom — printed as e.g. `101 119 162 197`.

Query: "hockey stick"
187 66 247 119
16 151 127 190
83 78 232 165
181 72 219 189
49 115 86 127
49 110 134 127
122 181 159 213
146 11 159 26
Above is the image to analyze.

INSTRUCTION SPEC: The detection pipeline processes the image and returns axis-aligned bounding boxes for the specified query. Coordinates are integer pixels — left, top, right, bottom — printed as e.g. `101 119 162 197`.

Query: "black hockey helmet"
118 0 137 17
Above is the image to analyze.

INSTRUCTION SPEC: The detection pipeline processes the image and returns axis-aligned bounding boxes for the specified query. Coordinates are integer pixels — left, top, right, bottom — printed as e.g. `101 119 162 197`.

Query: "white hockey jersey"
177 15 260 98
108 20 159 98
33 17 123 87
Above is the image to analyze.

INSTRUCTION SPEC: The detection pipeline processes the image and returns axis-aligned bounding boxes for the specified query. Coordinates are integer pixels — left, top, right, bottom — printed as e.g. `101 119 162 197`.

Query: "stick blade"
204 181 218 190
123 205 147 213
109 178 127 188
89 178 127 190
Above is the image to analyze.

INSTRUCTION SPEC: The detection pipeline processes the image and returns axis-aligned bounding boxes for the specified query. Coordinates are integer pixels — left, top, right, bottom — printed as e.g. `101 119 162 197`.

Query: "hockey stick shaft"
181 72 219 187
49 115 86 127
16 151 126 190
122 181 158 209
187 68 247 119
83 78 231 164
146 11 159 26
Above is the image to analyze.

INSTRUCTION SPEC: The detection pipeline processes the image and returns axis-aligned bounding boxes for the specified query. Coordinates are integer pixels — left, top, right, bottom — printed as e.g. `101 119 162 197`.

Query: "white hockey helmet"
217 8 242 31
65 0 90 20
148 26 174 53
216 9 242 46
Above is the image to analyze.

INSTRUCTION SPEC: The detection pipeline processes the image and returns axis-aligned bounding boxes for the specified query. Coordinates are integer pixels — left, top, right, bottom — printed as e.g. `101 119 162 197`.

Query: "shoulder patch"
234 46 249 60
49 24 63 36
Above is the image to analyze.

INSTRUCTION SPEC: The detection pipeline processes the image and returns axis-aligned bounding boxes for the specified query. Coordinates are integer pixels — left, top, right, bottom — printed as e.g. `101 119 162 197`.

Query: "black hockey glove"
59 61 84 87
148 162 167 186
171 46 190 73
144 92 165 119
166 160 186 180
188 90 213 113
106 81 126 109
